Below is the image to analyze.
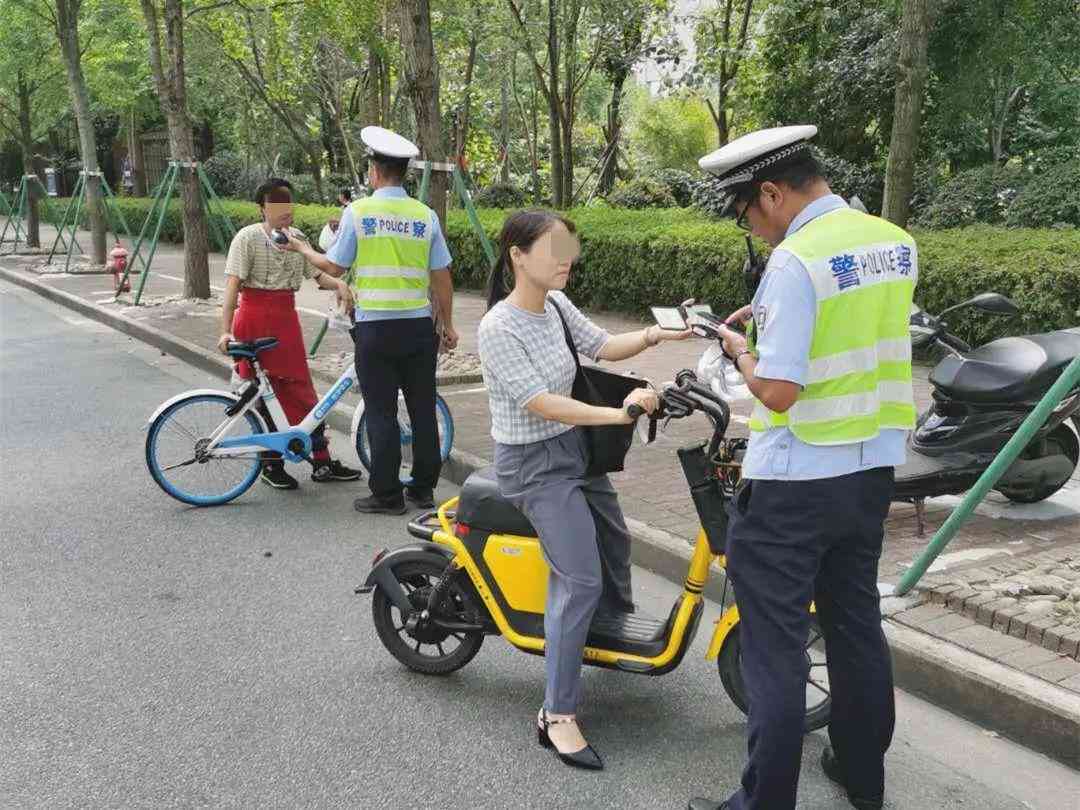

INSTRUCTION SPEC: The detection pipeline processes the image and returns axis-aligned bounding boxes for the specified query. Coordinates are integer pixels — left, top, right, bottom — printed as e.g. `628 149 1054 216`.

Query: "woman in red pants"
218 178 361 490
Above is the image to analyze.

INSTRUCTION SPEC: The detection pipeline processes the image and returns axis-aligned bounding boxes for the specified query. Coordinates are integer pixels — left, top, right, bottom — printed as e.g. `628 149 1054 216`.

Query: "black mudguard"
357 543 455 614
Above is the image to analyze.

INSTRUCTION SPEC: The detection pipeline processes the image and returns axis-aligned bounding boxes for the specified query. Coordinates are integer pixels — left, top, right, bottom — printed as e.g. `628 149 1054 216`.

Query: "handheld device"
270 229 290 246
650 306 689 331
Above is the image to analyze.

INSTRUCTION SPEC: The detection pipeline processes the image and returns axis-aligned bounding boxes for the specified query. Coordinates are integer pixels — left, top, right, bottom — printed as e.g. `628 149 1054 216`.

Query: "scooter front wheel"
717 613 831 732
371 559 484 675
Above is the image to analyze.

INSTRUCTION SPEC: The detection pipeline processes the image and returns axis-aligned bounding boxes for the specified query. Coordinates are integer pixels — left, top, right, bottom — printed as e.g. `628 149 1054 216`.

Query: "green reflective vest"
748 207 918 445
348 196 435 311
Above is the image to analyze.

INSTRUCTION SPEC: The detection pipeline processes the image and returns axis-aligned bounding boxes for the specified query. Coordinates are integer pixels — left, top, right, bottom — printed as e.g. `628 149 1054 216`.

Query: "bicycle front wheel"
146 393 265 506
355 394 454 483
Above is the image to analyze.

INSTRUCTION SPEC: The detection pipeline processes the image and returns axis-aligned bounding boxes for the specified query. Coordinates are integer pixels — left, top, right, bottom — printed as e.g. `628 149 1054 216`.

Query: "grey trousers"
494 427 633 714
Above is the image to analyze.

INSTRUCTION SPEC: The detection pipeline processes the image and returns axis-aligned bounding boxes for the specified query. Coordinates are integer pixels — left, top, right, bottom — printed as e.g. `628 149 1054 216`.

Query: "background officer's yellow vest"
748 207 918 445
349 196 435 311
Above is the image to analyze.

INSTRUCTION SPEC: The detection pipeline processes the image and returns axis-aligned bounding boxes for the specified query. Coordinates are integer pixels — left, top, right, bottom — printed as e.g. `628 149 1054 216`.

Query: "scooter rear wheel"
371 559 484 675
997 424 1079 504
717 613 831 732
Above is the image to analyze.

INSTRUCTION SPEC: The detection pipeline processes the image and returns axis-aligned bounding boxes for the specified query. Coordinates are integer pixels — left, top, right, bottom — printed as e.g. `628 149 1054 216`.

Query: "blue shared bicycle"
145 337 454 506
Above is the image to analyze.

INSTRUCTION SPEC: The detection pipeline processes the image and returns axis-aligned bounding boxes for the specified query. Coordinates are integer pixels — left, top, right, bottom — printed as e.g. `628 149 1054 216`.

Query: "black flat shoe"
687 800 729 810
536 709 603 771
821 747 884 810
353 495 407 515
405 488 435 509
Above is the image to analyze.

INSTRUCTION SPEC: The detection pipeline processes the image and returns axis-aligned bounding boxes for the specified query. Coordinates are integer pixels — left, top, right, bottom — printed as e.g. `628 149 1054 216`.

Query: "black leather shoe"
405 488 435 509
353 495 407 515
536 710 603 771
687 799 729 810
821 747 884 810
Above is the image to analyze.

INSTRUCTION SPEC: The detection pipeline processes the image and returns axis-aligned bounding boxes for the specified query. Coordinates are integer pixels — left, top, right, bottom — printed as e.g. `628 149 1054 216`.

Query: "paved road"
2 279 1076 809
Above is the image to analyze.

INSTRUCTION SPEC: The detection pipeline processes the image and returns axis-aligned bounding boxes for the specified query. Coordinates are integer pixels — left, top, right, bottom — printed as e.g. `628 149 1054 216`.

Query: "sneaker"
405 488 436 509
821 748 884 810
261 463 299 490
354 494 407 515
311 459 363 483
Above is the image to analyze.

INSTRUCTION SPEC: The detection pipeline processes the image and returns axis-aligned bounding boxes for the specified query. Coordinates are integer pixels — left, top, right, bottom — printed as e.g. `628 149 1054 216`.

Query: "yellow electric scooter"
358 369 831 731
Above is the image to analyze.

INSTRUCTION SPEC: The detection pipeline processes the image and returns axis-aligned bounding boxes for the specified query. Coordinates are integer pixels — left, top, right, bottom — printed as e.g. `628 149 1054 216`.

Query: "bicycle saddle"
226 337 279 358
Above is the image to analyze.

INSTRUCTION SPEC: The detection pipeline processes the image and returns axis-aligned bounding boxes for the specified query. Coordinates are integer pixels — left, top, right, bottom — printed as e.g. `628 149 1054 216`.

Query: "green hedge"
58 197 1080 346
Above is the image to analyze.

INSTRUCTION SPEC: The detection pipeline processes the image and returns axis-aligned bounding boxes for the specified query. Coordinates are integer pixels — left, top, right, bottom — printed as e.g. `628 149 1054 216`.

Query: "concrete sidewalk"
5 218 1080 767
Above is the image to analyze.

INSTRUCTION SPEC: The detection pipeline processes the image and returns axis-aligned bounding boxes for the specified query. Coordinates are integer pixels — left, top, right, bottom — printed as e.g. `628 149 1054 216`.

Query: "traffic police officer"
287 126 456 515
688 126 918 810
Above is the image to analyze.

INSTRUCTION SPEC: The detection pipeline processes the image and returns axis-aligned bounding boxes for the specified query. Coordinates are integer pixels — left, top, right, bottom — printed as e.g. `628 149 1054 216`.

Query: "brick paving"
5 218 1080 697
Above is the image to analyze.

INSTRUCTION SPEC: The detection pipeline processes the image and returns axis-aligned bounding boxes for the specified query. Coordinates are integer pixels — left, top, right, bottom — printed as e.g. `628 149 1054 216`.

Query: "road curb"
7 263 1078 765
885 618 1080 768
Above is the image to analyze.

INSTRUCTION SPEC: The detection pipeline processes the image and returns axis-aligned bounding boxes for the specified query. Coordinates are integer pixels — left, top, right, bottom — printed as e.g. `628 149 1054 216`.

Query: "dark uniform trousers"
725 466 896 810
352 317 440 499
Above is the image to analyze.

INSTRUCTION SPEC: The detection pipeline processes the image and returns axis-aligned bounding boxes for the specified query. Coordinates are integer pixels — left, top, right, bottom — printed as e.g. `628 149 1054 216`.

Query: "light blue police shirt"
326 186 453 322
742 194 909 480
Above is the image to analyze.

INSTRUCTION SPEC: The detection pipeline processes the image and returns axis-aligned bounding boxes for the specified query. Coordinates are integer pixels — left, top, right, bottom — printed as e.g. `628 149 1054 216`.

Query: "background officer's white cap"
361 126 420 160
698 125 818 214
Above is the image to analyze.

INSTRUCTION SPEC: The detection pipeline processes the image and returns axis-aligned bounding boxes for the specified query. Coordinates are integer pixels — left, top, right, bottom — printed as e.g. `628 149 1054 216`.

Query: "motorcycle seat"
930 328 1080 403
456 467 537 537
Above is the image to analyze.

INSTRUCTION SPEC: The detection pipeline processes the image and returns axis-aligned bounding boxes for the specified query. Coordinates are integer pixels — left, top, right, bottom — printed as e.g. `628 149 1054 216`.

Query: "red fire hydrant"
108 243 129 292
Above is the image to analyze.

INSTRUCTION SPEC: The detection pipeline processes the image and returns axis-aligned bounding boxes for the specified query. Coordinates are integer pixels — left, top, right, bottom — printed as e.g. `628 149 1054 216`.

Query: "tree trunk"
558 0 580 204
546 0 564 207
16 73 40 248
129 110 147 196
141 0 210 298
500 65 510 183
882 0 930 227
456 32 479 163
308 151 325 203
365 49 383 127
54 0 106 264
598 70 627 195
398 0 447 227
716 87 730 146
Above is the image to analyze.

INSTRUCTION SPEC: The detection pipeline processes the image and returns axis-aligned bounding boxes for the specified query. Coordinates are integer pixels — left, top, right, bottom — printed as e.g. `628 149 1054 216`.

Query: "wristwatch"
734 349 755 370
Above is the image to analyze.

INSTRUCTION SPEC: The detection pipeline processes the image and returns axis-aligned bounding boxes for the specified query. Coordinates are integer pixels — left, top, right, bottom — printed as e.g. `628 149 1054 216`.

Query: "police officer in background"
285 126 456 515
688 126 918 810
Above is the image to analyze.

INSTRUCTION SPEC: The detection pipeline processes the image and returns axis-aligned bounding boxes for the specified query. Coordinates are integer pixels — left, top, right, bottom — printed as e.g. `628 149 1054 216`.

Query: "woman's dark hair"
339 188 353 202
486 208 577 310
253 177 294 207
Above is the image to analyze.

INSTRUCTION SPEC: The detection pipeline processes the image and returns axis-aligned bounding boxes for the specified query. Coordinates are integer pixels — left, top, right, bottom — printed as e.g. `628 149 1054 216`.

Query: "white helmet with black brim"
698 125 818 216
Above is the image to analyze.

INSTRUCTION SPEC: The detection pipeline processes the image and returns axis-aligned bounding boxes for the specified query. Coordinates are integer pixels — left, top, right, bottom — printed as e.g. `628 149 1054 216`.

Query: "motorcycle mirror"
969 292 1020 316
908 305 938 347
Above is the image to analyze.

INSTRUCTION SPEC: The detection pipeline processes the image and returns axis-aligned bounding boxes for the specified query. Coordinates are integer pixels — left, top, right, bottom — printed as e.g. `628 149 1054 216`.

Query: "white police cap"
361 126 420 160
698 125 818 213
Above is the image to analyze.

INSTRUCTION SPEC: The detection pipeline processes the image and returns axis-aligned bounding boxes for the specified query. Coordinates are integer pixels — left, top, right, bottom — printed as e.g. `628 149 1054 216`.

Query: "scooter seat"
457 467 537 537
930 328 1080 404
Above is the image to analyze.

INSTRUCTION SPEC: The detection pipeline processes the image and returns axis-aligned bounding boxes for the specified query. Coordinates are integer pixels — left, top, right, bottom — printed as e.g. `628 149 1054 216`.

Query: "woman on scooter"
477 209 690 770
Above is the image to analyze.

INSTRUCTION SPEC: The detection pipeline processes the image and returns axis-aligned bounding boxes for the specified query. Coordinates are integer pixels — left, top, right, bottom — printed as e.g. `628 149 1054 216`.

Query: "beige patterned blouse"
224 224 318 290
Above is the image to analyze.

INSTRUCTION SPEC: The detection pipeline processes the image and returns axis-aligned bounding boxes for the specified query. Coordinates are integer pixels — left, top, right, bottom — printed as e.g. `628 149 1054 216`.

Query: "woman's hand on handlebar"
621 387 660 423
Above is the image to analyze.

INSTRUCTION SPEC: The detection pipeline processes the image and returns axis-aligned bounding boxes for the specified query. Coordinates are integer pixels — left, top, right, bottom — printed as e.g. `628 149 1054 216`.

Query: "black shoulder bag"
550 299 648 477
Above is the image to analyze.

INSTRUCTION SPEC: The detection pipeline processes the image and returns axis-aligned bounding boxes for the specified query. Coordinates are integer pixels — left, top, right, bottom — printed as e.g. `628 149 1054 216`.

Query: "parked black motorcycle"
896 293 1080 532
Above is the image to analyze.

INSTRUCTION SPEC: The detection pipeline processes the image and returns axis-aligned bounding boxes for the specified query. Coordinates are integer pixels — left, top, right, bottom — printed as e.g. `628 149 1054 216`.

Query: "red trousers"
233 288 329 461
